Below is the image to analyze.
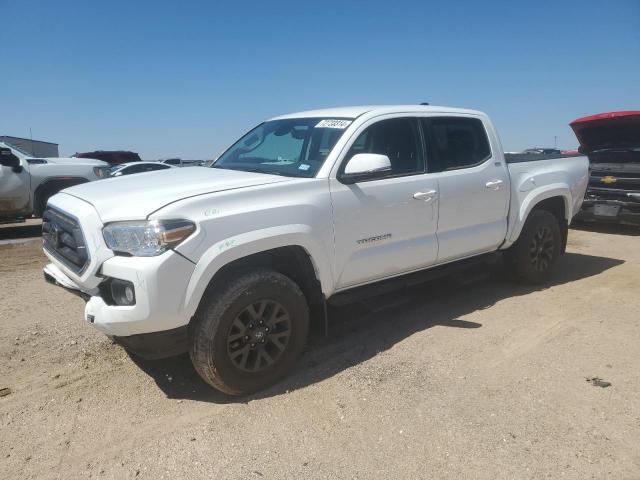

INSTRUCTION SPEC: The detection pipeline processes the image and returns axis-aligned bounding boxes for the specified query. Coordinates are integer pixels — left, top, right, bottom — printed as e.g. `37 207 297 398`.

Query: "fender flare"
507 183 572 245
181 224 334 319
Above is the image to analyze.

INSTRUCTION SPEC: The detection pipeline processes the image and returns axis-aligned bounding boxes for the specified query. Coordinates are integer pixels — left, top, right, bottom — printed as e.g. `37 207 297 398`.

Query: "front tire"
506 210 562 284
189 269 310 395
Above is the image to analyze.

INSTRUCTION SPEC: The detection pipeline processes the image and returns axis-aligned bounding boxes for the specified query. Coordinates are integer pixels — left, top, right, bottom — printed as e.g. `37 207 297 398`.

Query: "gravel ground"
1 225 639 479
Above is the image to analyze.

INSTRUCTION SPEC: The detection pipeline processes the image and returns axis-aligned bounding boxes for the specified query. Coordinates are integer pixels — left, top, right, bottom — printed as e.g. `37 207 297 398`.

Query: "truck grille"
42 207 89 274
589 171 640 191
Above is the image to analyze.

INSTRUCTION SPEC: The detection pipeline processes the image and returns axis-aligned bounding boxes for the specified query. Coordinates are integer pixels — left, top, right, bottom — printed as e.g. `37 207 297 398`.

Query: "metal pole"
29 128 35 156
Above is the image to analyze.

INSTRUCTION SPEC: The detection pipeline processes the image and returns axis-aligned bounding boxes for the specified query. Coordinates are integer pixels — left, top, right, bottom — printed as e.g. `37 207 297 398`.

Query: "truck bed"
504 153 583 163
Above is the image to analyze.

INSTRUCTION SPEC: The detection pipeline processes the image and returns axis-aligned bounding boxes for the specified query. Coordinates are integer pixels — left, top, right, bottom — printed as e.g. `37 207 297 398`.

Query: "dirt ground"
1 224 639 479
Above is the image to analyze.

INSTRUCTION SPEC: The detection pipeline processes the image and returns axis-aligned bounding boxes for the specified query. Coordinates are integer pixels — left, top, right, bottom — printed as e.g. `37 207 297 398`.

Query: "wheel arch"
506 186 571 251
33 177 90 216
181 226 333 324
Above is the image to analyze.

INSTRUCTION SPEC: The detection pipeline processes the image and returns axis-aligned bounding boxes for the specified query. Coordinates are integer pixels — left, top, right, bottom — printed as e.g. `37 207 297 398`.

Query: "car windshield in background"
212 118 352 177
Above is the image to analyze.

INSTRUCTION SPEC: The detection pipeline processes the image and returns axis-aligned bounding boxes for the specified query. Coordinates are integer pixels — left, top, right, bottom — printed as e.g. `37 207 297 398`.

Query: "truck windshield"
212 118 352 178
1 142 31 157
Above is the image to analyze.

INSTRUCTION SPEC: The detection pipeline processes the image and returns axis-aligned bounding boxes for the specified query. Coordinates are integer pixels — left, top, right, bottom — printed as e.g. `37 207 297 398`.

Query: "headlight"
102 219 195 256
93 166 111 178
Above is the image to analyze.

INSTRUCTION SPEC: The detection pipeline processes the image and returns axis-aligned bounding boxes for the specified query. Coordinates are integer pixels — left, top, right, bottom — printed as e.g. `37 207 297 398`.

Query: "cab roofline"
269 105 485 121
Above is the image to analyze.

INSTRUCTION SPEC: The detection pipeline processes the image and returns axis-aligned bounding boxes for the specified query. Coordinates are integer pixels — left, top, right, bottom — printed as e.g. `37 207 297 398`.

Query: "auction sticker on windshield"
316 119 352 129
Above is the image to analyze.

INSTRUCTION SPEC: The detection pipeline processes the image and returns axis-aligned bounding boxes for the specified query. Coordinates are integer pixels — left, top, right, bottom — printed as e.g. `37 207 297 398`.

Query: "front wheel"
189 269 310 395
506 210 562 284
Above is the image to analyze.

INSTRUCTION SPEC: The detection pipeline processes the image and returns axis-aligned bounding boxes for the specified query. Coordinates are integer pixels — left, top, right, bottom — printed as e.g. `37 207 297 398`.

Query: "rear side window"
127 164 146 173
345 118 424 176
422 117 491 172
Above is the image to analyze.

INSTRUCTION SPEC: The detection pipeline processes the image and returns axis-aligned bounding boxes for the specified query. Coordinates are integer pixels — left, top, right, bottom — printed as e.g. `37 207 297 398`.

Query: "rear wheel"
189 269 309 395
506 210 562 284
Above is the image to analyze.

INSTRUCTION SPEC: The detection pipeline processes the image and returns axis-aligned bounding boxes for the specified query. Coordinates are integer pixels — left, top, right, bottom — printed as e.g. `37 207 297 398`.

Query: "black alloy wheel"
506 209 562 284
529 225 555 272
227 300 292 372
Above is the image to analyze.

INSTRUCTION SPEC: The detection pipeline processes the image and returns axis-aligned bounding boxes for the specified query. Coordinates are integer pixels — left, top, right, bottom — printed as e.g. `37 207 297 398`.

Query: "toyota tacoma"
42 105 589 395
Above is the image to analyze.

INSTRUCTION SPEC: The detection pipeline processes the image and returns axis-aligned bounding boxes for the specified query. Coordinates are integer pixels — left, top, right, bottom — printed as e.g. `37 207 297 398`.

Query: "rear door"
329 116 439 289
420 116 509 262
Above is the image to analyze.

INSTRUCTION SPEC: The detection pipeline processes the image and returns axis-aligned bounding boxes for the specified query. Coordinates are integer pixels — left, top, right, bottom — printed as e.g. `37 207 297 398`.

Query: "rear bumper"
576 197 640 226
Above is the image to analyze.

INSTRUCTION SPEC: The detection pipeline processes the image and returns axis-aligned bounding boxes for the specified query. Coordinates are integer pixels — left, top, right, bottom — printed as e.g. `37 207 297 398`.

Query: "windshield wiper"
210 164 310 178
240 167 285 176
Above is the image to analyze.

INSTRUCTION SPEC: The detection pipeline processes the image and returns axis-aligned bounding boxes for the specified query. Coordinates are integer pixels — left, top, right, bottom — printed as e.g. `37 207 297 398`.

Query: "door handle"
485 179 504 190
413 190 437 201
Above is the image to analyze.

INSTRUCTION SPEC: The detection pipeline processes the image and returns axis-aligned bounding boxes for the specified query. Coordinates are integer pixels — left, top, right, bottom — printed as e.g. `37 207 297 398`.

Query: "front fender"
181 224 334 319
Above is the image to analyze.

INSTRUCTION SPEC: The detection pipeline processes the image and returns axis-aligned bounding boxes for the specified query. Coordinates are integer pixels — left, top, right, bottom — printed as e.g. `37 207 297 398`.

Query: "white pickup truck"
43 105 589 395
0 142 110 222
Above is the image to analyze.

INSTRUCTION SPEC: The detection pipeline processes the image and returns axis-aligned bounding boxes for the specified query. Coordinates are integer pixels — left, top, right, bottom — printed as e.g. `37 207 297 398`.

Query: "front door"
329 117 439 290
0 149 31 219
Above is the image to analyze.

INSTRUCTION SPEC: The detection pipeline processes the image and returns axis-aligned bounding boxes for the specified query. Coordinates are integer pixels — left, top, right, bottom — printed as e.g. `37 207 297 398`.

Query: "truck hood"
570 111 640 153
61 167 291 222
590 162 640 174
37 157 109 167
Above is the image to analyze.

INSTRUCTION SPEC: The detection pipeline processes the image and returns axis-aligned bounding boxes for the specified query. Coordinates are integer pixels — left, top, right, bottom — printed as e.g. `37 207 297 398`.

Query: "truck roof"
270 105 485 120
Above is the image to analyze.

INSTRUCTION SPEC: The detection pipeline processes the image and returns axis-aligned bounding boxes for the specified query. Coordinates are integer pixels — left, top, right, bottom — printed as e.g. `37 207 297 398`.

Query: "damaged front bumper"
575 189 640 226
44 263 91 301
43 248 196 358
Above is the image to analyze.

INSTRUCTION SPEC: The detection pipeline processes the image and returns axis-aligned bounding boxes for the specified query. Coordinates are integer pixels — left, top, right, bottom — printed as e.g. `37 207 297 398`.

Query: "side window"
344 118 423 176
422 117 491 172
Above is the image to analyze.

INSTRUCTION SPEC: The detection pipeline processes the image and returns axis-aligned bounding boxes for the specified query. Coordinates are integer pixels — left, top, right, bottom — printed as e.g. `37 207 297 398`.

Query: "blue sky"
1 0 639 159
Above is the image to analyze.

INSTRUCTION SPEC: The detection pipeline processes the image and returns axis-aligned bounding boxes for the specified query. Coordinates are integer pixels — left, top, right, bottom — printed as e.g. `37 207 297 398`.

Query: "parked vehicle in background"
522 148 562 155
160 158 183 167
561 149 581 156
159 158 208 167
75 150 141 166
110 162 173 177
0 141 109 222
186 160 207 167
42 105 589 395
571 111 640 226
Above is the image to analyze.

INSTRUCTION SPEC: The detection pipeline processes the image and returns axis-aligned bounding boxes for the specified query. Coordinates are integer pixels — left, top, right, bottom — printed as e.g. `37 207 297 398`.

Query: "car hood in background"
570 111 640 153
61 167 291 222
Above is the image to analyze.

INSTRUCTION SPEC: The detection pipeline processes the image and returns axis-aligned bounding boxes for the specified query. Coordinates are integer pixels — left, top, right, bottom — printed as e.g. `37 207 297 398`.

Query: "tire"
506 209 562 284
189 269 310 395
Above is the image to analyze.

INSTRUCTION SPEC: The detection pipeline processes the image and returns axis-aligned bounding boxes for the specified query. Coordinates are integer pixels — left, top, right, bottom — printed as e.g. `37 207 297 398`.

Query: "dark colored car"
75 150 142 166
571 111 640 226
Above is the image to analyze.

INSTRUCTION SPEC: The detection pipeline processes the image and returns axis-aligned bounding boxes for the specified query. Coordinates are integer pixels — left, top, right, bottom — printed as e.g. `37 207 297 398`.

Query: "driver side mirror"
340 153 392 184
0 147 23 173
